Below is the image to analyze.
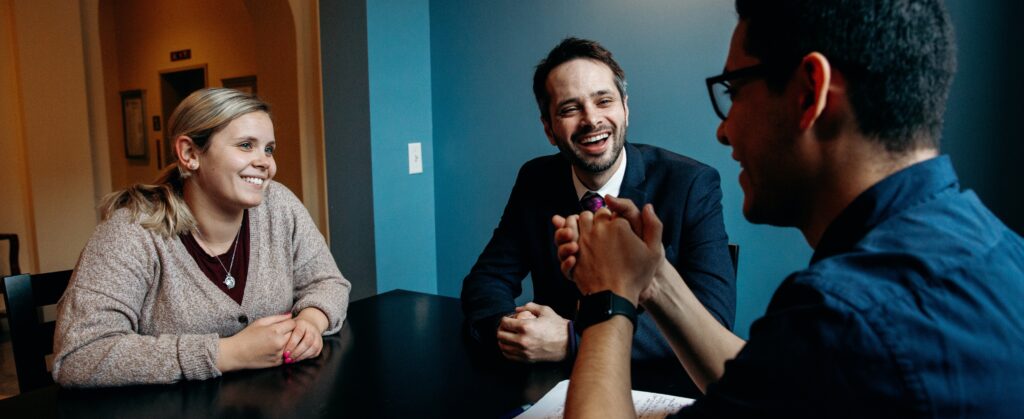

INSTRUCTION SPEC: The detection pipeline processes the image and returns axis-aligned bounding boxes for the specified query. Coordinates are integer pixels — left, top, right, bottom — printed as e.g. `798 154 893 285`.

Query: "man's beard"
556 126 626 174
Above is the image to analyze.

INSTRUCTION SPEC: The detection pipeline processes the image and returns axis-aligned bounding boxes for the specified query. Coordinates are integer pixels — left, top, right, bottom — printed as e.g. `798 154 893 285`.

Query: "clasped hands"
496 196 665 363
218 307 329 372
497 302 571 362
553 196 665 307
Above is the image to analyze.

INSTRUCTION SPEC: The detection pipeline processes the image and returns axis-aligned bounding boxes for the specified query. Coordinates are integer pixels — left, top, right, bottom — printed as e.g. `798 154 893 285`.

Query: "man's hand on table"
496 302 570 362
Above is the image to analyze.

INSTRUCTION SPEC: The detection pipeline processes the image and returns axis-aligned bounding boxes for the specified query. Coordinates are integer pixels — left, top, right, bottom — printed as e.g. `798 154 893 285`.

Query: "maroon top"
180 211 250 304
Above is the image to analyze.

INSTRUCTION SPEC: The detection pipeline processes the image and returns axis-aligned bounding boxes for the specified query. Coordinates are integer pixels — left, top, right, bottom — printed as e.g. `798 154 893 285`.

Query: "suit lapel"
618 143 649 205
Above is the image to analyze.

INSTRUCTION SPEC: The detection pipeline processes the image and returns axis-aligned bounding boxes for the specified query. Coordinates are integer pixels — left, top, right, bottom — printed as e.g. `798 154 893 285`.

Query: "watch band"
575 290 637 333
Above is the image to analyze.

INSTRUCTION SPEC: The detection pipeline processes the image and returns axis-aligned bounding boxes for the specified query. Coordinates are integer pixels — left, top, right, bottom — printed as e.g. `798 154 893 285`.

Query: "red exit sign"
170 49 191 61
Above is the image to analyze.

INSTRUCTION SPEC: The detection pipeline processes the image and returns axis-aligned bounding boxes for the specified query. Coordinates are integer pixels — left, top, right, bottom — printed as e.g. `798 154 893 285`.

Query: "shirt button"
238 315 249 324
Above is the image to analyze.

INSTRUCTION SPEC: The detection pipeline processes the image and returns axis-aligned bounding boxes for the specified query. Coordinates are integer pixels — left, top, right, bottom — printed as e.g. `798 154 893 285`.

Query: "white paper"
515 380 695 419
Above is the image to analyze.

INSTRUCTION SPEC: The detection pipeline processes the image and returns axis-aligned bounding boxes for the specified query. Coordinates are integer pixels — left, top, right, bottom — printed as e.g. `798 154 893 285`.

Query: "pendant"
224 274 236 290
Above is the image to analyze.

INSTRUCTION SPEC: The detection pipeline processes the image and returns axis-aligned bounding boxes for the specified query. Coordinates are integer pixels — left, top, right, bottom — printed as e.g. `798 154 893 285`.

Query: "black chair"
1 270 73 393
728 243 740 276
0 234 20 276
0 234 19 320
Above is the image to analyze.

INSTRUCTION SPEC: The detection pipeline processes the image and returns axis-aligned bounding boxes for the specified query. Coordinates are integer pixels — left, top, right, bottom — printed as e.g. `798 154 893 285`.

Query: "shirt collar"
811 155 959 264
572 147 628 200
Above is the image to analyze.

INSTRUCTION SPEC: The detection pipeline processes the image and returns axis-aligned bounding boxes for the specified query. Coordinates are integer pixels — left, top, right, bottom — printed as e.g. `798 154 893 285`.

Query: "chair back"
0 234 20 276
0 234 19 318
728 243 740 276
1 270 73 393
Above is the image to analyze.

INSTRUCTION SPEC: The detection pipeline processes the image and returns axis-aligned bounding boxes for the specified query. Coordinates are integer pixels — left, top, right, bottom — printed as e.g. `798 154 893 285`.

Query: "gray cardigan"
52 181 350 387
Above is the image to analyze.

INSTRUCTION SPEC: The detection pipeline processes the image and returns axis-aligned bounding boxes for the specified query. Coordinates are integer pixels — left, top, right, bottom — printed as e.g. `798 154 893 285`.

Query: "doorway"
158 66 207 167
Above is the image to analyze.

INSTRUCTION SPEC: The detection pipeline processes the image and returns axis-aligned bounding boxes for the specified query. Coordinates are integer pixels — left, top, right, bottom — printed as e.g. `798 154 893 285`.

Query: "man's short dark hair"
736 0 957 152
533 37 627 122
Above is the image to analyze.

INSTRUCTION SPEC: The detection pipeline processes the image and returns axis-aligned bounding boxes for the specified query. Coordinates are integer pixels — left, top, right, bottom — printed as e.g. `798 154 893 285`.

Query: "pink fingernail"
284 351 291 358
285 358 293 364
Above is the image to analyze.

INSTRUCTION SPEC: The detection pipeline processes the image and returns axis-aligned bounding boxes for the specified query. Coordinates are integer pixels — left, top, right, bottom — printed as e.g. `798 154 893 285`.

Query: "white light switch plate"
408 142 423 174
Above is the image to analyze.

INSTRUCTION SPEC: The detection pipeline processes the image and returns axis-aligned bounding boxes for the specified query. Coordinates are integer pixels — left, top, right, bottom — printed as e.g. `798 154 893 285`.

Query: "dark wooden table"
0 290 694 418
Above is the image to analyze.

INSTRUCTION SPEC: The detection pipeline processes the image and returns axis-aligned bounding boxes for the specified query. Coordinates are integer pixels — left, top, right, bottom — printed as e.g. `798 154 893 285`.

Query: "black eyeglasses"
704 64 772 121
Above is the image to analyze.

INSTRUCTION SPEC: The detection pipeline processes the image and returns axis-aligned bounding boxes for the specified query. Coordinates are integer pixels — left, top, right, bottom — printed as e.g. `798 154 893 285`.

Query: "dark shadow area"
944 2 1024 235
159 66 207 167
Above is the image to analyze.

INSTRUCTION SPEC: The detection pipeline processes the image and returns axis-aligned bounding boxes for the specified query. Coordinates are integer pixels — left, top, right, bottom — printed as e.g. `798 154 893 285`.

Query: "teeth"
581 133 610 144
242 177 264 185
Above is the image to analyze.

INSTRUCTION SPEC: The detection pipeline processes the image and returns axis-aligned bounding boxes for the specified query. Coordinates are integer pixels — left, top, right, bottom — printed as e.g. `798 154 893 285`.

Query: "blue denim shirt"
675 156 1024 418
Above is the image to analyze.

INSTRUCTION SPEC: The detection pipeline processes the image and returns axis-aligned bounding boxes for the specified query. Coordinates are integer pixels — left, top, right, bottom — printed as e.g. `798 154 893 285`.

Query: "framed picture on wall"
121 90 148 159
222 75 257 96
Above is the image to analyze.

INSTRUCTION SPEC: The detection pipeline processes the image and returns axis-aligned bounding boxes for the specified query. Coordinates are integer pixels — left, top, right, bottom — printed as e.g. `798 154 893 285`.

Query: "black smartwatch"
575 290 637 333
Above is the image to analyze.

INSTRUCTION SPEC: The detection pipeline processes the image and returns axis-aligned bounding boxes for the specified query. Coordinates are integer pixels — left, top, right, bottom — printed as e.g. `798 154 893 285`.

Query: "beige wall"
100 0 305 201
5 0 98 272
82 0 113 202
0 0 325 276
289 0 326 230
95 0 122 190
0 0 326 275
246 0 302 199
105 0 258 187
0 0 35 274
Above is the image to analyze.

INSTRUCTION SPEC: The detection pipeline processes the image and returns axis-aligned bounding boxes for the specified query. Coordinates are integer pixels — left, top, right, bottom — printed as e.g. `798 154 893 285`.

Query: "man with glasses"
556 0 1024 417
460 38 736 386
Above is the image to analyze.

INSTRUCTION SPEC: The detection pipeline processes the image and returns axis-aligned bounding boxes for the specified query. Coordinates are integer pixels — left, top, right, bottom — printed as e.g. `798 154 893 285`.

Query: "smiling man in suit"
460 38 736 382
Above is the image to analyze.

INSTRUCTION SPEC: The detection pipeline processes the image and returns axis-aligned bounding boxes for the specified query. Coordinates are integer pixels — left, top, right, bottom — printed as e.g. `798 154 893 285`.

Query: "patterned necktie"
580 191 606 212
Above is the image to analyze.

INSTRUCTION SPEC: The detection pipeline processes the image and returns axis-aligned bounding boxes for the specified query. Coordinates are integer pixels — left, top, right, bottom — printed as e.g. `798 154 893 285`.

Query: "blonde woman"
52 88 350 387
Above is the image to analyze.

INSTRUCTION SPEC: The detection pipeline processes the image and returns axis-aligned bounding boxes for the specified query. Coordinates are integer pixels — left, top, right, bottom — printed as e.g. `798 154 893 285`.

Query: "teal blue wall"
320 0 437 299
323 0 1023 338
367 0 438 295
428 0 810 338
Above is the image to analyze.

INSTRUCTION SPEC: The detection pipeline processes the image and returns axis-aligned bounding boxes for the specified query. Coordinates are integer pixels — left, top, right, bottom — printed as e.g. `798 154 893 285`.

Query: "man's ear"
798 52 832 131
542 116 556 146
175 135 200 169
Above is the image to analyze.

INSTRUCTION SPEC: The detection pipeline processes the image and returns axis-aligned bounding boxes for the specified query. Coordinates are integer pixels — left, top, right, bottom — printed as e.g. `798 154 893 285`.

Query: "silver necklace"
195 227 241 289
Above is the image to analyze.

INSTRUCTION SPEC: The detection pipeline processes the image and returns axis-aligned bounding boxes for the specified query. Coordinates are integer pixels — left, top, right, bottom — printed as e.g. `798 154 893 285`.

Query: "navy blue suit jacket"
461 142 736 364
